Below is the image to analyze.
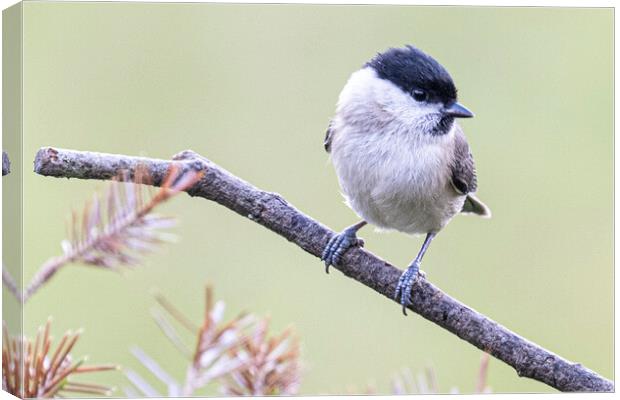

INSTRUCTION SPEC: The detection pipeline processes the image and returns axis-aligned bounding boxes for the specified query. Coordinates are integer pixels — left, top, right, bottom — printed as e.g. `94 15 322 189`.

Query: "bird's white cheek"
371 80 443 127
390 101 442 126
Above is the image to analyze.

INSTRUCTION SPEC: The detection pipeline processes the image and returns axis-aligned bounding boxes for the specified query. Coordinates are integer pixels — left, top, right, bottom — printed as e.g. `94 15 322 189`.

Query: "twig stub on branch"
33 147 614 392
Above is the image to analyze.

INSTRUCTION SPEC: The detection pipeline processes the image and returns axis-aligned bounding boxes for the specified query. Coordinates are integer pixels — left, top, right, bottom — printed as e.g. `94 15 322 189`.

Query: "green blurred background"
12 2 614 395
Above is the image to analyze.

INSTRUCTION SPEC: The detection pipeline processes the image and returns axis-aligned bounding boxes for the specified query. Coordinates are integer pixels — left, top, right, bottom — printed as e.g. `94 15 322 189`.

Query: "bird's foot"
321 228 364 273
395 261 422 315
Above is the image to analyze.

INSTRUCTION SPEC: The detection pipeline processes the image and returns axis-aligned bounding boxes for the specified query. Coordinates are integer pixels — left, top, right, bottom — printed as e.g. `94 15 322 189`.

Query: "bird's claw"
321 229 364 273
395 262 422 315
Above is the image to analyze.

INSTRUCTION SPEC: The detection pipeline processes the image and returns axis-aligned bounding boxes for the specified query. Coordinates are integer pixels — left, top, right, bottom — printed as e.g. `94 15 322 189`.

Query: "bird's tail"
461 194 492 218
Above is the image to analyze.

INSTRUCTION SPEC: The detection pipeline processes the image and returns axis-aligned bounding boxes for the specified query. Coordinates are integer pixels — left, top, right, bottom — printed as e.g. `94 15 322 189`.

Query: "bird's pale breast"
330 122 465 235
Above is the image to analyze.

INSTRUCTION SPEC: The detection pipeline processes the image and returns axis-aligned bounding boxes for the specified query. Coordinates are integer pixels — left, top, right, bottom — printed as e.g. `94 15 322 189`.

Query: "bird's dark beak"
443 102 474 118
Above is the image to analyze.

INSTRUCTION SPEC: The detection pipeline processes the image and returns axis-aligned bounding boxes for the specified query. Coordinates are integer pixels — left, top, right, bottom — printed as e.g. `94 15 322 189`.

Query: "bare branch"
22 256 69 303
33 147 613 393
2 151 10 176
2 266 22 302
1 156 20 301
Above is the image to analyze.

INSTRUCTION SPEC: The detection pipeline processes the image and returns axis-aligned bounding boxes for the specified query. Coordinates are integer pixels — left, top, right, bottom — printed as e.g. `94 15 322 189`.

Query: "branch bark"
33 147 613 392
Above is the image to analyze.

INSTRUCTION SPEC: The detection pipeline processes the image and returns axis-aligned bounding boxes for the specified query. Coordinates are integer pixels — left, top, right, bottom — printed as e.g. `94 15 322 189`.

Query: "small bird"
322 45 491 314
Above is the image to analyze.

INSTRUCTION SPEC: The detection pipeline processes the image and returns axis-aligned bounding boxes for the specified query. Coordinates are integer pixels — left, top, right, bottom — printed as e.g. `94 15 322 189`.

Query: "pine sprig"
222 318 301 396
2 319 117 398
390 353 492 394
183 286 255 395
20 164 203 302
125 286 254 397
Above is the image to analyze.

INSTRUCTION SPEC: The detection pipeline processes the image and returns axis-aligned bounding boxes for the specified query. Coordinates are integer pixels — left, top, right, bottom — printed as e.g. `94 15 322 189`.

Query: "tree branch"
33 147 613 392
21 254 73 303
3 151 10 176
2 152 21 302
2 266 22 303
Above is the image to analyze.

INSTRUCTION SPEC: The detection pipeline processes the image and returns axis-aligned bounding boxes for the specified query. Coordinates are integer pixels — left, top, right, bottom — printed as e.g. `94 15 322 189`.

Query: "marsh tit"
321 45 491 315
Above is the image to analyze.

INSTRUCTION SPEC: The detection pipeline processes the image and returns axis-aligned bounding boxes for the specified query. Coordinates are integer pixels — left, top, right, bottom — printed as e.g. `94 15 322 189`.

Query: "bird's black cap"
365 45 457 104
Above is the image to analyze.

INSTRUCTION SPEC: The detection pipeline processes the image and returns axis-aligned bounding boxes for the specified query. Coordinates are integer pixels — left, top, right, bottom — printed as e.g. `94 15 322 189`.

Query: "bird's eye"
412 89 428 102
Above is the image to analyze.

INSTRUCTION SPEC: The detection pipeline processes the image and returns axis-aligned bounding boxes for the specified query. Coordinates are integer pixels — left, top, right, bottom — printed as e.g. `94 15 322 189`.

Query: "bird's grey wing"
324 120 334 153
450 126 477 195
451 126 491 217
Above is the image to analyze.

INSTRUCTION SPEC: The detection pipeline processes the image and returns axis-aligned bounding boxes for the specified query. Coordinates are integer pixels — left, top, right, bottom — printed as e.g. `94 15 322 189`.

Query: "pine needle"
2 320 116 398
125 285 290 397
21 164 203 302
